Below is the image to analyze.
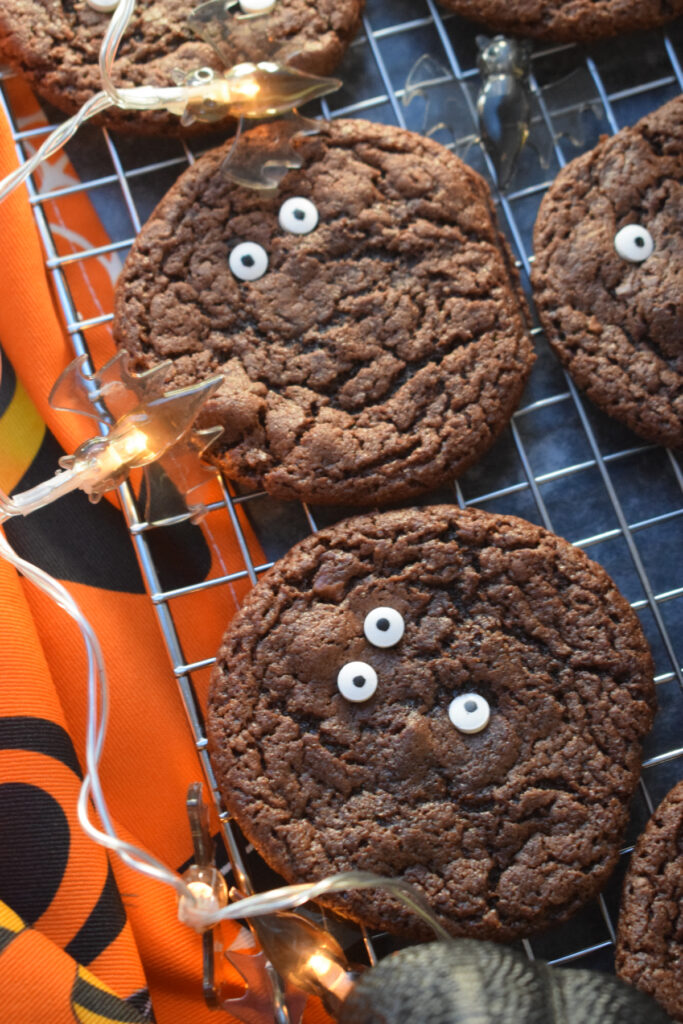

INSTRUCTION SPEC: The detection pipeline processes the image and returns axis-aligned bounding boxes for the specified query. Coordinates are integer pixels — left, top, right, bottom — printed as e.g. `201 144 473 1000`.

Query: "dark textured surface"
435 0 683 42
616 780 683 1023
114 118 534 506
338 939 675 1023
531 96 683 451
0 0 362 132
207 505 656 940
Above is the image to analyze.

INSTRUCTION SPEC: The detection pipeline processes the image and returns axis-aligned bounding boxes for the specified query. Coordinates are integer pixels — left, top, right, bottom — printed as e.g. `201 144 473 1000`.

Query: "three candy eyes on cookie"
229 197 318 281
228 200 654 278
337 606 491 735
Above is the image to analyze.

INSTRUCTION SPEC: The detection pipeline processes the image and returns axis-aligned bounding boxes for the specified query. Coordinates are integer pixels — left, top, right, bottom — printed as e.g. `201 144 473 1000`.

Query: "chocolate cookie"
436 0 683 43
0 0 362 132
207 505 656 940
616 780 683 1022
532 96 683 451
114 118 534 506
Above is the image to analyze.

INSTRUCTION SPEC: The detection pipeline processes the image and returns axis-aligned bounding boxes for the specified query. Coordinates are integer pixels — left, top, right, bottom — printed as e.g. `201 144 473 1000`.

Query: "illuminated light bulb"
304 951 356 1005
55 373 222 503
188 881 216 901
240 907 358 1015
178 865 229 931
118 428 148 458
215 62 340 120
0 369 223 519
233 78 261 100
238 0 276 12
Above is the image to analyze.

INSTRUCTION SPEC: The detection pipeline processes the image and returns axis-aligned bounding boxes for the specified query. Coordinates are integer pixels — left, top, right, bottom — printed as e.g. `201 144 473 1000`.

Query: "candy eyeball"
614 224 654 263
448 693 490 734
278 197 319 235
239 0 275 11
337 661 378 702
363 607 405 649
229 241 268 281
86 0 121 10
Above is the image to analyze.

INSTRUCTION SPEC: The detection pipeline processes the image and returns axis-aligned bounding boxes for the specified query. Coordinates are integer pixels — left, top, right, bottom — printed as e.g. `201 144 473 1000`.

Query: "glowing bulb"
308 952 332 975
178 865 228 931
116 428 149 460
187 880 216 903
243 908 357 1013
234 77 261 99
303 951 356 1003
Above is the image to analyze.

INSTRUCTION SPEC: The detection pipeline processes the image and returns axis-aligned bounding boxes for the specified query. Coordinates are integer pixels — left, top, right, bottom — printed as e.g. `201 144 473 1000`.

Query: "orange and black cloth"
0 79 332 1024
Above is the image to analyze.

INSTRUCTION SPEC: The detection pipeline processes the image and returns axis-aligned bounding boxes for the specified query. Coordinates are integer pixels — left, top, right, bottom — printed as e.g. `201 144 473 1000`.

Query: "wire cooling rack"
1 0 682 1013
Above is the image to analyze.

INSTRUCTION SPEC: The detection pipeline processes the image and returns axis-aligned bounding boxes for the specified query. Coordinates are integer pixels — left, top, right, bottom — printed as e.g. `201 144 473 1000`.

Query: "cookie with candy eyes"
207 505 655 940
532 95 683 450
435 0 683 42
114 118 534 505
0 0 362 132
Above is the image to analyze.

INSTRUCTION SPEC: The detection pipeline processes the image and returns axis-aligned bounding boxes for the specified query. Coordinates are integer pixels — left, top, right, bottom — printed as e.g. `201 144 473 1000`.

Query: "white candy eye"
229 241 268 281
363 607 405 648
239 0 275 11
337 661 378 703
448 693 490 734
614 224 654 263
278 197 319 235
86 0 120 11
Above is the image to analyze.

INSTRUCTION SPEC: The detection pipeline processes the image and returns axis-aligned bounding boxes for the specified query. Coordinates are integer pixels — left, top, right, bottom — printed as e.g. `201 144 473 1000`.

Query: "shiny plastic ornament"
476 35 533 189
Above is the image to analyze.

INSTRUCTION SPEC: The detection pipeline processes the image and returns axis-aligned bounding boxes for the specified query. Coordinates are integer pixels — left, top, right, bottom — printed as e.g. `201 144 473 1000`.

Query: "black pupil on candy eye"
376 618 390 632
353 675 366 687
465 700 477 713
635 236 645 247
241 254 255 267
294 208 306 220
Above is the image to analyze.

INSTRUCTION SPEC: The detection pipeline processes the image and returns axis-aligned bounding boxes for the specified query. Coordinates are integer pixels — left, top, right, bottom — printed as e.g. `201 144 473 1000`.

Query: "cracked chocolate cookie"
207 505 655 940
436 0 683 42
114 118 534 505
532 95 683 451
616 780 683 1022
0 0 362 132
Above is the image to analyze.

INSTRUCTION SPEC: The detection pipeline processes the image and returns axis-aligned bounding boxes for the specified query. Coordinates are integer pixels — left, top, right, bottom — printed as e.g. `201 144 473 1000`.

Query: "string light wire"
0 475 450 936
0 518 191 897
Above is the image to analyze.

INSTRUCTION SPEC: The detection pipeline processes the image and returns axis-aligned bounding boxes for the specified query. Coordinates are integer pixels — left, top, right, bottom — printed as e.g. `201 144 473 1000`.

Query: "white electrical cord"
98 0 136 104
0 522 191 900
0 92 116 202
0 515 452 936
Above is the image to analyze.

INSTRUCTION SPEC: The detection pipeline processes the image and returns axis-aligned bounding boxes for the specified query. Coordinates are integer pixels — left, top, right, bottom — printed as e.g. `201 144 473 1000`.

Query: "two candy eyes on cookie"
338 606 491 735
229 197 318 281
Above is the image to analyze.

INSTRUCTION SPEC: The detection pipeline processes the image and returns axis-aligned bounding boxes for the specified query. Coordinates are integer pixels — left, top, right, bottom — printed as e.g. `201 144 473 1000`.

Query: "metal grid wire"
1 0 682 1006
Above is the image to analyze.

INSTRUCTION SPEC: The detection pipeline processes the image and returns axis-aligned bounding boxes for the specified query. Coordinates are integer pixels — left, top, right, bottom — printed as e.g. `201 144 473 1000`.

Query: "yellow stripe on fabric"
0 378 45 493
0 901 25 955
77 965 115 996
72 965 147 1024
0 901 25 935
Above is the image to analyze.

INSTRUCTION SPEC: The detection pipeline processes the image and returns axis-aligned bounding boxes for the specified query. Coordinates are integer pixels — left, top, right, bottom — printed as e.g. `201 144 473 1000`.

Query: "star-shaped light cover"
49 353 224 523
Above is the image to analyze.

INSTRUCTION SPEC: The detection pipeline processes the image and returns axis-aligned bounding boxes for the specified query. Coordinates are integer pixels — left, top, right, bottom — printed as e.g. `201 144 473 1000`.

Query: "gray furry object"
338 939 674 1023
